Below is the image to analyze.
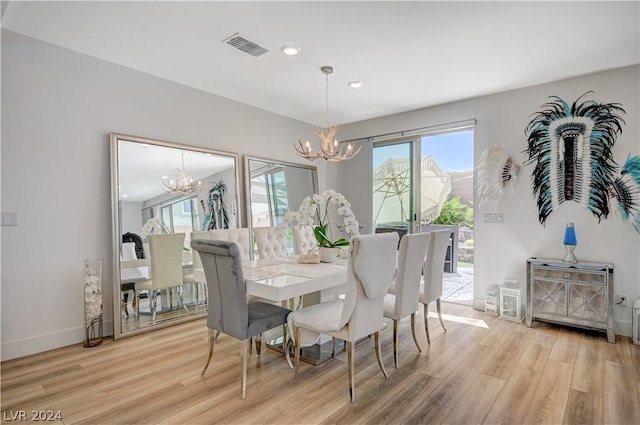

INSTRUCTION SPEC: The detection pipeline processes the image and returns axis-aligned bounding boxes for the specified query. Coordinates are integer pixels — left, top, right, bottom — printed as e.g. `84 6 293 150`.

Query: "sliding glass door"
372 140 419 235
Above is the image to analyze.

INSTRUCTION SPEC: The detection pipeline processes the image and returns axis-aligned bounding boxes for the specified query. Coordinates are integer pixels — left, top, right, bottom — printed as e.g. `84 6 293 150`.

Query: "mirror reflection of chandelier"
295 66 361 162
162 152 202 194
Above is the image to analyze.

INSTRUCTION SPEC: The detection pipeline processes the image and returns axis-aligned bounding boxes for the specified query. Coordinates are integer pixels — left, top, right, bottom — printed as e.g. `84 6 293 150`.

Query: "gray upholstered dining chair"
191 239 292 400
420 229 451 344
383 232 430 368
287 232 399 403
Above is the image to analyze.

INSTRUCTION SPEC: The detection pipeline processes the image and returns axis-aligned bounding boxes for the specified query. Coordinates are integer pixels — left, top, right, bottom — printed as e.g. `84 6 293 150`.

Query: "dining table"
193 256 350 364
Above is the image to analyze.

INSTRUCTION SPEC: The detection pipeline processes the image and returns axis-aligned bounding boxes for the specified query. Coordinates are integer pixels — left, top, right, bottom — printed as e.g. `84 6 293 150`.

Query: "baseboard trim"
1 320 114 361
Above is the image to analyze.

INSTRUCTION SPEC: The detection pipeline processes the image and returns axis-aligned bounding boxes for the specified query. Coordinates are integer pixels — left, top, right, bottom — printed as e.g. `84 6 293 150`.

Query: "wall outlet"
616 293 628 307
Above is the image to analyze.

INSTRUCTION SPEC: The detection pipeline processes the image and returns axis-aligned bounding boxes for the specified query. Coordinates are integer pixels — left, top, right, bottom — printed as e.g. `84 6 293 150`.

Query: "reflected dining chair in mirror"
183 231 211 307
135 233 190 322
209 228 251 261
191 239 292 399
420 229 451 344
292 225 317 255
383 232 430 368
253 226 287 259
288 232 399 403
120 241 148 317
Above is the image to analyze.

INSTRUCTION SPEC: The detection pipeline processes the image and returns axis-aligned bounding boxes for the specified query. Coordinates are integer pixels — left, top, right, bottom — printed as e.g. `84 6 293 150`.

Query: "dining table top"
194 256 349 302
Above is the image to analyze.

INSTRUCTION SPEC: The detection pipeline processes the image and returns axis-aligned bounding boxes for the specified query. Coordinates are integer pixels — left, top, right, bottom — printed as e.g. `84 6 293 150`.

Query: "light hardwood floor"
2 303 639 424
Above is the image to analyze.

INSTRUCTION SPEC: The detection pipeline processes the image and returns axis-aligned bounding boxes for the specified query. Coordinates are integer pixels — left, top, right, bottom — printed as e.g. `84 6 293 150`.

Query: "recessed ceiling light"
348 81 364 89
280 44 301 56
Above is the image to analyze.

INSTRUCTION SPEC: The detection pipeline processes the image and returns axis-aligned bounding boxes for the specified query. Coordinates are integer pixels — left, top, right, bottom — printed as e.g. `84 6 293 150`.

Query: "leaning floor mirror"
244 156 318 258
110 133 240 339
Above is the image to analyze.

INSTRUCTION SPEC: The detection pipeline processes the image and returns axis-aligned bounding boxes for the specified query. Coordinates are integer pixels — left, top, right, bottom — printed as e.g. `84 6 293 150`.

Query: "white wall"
0 30 325 360
334 65 640 336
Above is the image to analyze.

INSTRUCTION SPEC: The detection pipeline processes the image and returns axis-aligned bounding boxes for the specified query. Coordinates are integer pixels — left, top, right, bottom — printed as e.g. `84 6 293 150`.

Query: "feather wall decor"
524 92 625 225
609 154 640 234
476 144 520 211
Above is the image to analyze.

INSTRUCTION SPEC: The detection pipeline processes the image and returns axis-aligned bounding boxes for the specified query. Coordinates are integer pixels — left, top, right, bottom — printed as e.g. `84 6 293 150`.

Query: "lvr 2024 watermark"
2 410 62 421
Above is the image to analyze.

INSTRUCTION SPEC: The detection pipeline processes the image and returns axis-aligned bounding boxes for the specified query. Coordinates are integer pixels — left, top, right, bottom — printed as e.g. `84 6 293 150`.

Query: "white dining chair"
183 230 211 307
383 232 430 368
209 228 251 261
288 232 399 402
292 225 317 255
120 242 147 317
136 233 190 322
253 226 287 259
420 229 451 344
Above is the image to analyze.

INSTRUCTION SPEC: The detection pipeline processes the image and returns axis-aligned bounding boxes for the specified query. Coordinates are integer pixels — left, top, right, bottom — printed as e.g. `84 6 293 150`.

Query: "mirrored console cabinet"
526 257 615 343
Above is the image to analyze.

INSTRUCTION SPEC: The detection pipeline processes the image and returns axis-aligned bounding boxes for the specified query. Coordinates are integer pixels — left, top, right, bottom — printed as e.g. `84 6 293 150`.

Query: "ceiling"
2 1 639 125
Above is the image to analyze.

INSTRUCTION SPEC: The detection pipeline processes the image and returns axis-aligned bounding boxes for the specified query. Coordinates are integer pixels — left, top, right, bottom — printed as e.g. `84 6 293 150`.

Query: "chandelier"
162 152 202 194
295 66 361 162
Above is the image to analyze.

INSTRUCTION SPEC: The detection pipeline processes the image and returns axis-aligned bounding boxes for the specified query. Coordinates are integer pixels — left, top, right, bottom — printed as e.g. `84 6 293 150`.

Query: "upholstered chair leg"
332 337 337 358
393 319 399 369
248 337 253 355
284 337 293 369
121 296 129 318
241 339 249 400
436 298 446 332
214 330 221 340
255 335 262 355
347 340 356 403
374 331 388 379
201 328 216 376
424 303 431 345
410 312 422 353
177 287 190 315
151 290 158 322
294 326 301 377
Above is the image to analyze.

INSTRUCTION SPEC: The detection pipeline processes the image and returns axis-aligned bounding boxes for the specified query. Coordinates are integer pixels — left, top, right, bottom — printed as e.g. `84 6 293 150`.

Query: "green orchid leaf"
313 224 349 248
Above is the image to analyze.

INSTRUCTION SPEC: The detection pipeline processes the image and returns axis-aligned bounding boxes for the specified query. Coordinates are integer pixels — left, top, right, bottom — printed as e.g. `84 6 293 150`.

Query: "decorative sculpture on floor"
524 92 626 225
201 179 229 230
476 144 520 211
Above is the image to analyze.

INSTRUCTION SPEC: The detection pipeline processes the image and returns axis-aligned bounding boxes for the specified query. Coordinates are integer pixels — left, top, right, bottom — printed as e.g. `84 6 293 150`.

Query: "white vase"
83 258 103 348
319 247 338 263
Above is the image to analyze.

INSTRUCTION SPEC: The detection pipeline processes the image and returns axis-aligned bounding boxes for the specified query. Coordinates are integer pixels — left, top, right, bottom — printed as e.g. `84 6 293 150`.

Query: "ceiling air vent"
222 33 269 57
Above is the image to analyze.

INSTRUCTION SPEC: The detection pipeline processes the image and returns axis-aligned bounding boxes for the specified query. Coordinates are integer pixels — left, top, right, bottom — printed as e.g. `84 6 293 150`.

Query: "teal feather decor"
609 154 640 233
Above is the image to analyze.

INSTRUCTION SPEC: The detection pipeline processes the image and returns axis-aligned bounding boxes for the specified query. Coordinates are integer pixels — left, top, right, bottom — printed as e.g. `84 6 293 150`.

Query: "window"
250 167 288 227
159 195 200 235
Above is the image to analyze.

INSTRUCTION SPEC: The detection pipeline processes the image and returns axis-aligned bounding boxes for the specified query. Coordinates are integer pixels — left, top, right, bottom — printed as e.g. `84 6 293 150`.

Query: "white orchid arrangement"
140 217 170 239
83 262 103 326
279 189 359 248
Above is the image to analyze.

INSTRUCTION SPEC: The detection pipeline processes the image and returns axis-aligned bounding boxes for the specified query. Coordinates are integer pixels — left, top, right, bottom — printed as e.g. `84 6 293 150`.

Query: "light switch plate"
484 213 503 224
1 211 19 226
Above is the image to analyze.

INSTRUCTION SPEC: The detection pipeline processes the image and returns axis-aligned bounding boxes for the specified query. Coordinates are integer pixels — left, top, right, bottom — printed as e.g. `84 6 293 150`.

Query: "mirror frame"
243 155 318 258
110 132 241 340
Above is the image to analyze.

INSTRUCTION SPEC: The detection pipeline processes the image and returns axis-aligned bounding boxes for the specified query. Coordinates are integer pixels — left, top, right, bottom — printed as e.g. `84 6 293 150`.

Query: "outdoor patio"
442 266 474 305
